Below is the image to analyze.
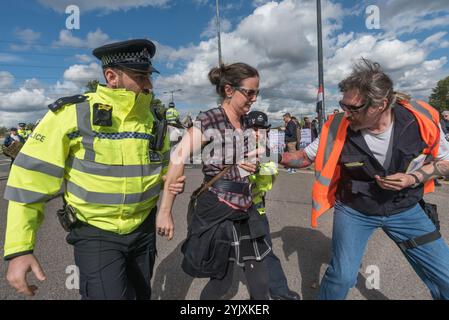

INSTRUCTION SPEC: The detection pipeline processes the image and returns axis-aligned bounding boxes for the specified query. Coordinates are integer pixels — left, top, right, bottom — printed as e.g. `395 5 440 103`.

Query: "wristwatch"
409 173 421 188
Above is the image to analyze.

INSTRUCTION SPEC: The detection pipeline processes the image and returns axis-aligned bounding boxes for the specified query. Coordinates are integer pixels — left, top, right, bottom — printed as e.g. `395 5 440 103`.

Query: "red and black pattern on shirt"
195 107 252 210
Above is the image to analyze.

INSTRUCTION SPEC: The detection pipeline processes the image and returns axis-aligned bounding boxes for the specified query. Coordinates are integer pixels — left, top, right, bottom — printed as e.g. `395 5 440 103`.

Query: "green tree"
85 80 100 93
429 76 449 112
151 97 167 120
0 126 7 137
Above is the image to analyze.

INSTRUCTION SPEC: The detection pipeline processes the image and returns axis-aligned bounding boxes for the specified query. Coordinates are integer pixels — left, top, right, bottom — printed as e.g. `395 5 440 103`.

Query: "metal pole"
216 0 223 66
316 0 326 132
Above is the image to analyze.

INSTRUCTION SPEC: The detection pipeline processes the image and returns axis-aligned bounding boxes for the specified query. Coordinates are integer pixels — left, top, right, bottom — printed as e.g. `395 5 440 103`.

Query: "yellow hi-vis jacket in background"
166 107 180 124
3 85 170 259
17 129 28 141
249 161 278 215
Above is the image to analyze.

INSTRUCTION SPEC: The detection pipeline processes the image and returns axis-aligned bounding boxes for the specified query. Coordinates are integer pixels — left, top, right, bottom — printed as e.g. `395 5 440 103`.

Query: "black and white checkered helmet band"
101 50 150 66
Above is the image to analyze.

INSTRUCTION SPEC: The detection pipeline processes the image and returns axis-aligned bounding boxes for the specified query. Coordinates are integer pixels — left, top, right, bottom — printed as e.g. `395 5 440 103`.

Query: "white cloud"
22 78 45 91
374 0 449 35
155 0 345 117
63 62 103 84
37 0 171 12
153 0 449 122
0 53 20 62
75 54 94 63
421 31 448 48
397 57 448 93
0 89 51 113
252 0 273 6
53 29 113 49
0 62 102 127
0 72 14 88
201 17 232 39
14 28 41 44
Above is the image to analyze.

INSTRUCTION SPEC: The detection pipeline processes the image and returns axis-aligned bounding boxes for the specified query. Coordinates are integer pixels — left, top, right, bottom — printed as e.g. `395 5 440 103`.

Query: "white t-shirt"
361 122 394 168
304 125 449 162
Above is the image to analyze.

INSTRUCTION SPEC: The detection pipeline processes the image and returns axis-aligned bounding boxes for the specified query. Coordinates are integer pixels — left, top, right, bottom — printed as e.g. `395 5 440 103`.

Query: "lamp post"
316 0 326 132
216 0 223 66
163 89 182 103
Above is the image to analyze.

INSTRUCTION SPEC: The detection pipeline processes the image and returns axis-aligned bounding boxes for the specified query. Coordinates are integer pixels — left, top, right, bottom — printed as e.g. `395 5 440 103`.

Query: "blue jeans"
261 214 290 295
319 201 449 300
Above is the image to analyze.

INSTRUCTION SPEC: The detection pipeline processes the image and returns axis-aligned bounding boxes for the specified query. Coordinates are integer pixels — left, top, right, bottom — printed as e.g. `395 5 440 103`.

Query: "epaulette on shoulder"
48 94 88 113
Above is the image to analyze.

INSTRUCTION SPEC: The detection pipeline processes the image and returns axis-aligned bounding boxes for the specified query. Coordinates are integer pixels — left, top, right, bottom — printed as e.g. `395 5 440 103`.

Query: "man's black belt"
204 176 252 196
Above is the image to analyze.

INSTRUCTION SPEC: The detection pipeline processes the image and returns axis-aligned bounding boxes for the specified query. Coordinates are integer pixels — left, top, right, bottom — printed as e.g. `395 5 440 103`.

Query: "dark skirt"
182 191 271 279
229 217 271 267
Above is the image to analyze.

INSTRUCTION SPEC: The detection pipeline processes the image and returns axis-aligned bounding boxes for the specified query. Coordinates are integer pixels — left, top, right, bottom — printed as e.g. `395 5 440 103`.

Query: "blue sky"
1 0 449 127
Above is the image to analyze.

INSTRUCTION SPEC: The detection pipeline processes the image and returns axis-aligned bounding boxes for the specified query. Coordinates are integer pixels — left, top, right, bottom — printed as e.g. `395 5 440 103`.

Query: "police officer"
247 111 300 300
281 59 449 299
165 101 182 127
17 122 28 140
4 39 185 300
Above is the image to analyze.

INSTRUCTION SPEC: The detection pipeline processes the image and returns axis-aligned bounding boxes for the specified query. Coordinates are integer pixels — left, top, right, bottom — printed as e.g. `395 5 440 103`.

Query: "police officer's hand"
6 254 46 297
374 173 415 191
156 210 174 241
163 175 186 195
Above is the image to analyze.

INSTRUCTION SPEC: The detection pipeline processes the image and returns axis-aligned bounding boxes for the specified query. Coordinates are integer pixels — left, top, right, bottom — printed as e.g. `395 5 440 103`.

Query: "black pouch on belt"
57 204 79 232
419 199 440 230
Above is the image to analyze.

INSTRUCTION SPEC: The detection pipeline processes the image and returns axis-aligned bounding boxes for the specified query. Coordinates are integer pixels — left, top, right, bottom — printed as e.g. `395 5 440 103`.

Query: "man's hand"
156 210 174 241
6 254 46 297
163 175 186 195
374 173 415 191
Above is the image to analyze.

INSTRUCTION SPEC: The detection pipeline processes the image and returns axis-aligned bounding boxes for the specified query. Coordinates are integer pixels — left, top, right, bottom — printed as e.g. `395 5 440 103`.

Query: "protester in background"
311 119 319 141
283 113 298 173
441 110 449 137
3 127 25 168
290 116 302 150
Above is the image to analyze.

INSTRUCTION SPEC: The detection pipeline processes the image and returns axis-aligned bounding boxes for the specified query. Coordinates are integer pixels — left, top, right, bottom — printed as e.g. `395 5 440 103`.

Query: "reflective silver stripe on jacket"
4 186 51 203
323 112 345 166
66 181 162 204
66 156 162 178
315 113 346 186
13 153 64 178
76 101 96 161
409 100 433 122
312 200 321 212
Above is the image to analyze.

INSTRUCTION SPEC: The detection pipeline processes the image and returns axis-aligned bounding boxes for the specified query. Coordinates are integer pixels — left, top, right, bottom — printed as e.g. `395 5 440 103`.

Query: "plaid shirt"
195 107 252 210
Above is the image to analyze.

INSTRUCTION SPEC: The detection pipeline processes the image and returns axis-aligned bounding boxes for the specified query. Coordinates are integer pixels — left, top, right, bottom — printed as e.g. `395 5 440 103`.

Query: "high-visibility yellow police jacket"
249 161 278 215
17 129 28 141
3 85 170 259
166 107 180 124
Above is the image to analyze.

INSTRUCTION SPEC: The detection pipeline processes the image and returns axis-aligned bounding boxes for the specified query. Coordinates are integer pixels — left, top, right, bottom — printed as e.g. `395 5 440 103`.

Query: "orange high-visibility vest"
311 100 440 228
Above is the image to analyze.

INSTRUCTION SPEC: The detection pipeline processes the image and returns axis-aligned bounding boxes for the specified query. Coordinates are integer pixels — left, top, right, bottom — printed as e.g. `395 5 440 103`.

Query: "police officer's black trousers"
66 209 156 300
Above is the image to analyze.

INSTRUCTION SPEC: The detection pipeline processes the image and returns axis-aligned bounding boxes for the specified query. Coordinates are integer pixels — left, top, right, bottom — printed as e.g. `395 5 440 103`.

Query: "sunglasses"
233 86 260 98
339 99 371 114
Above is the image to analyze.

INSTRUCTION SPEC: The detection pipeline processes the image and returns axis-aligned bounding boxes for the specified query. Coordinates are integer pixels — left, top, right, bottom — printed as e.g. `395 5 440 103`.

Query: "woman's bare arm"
156 126 203 240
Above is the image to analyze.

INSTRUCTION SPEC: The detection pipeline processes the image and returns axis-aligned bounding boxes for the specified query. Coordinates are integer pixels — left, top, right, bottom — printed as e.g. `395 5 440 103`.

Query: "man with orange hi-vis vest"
280 59 449 300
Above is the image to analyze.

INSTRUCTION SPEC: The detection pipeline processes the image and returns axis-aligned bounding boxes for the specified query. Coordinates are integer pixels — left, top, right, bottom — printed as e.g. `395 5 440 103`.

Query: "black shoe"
270 290 301 300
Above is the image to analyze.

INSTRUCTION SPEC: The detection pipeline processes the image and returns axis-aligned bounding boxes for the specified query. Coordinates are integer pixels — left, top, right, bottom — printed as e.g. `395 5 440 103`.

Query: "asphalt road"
0 165 448 300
